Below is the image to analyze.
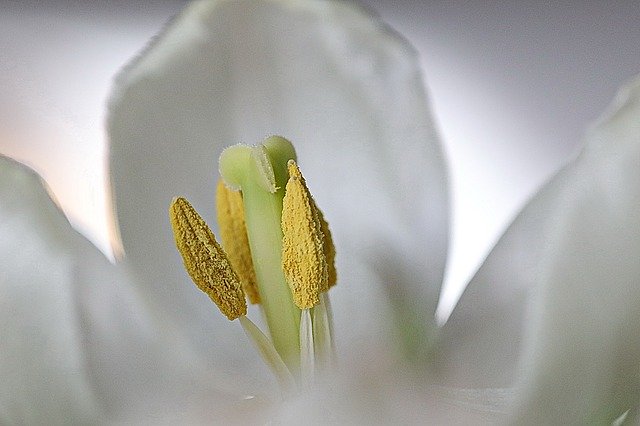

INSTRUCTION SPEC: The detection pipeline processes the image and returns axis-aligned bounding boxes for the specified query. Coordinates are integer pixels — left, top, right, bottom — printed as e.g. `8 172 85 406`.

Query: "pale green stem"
220 137 301 374
241 176 300 371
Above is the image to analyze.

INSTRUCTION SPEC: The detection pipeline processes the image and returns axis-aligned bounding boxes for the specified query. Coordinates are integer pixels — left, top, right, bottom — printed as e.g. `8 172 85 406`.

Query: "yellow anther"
281 160 328 309
216 180 260 304
314 205 337 289
169 197 247 320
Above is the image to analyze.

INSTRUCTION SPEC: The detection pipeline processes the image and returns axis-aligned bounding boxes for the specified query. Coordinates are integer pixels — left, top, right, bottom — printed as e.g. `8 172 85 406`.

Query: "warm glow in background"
2 1 640 319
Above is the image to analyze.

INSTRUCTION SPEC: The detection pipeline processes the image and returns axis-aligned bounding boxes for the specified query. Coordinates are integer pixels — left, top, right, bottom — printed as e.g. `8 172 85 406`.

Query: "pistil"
219 137 301 372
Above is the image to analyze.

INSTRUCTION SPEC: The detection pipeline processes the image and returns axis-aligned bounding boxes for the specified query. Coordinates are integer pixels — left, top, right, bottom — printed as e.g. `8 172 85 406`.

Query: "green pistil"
219 136 301 373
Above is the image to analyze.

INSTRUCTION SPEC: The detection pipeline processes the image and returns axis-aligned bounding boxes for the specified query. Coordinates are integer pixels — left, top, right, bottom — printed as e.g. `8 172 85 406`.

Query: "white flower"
1 1 639 424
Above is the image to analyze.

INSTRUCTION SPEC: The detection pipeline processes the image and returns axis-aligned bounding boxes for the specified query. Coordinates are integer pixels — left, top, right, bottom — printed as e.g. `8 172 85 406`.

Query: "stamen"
281 160 328 309
216 181 260 304
169 197 246 320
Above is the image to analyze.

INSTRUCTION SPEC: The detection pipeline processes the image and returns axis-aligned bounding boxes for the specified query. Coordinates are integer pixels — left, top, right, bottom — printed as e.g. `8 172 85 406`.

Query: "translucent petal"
108 0 448 361
434 165 572 387
0 156 273 423
274 348 509 425
0 157 99 423
510 76 640 423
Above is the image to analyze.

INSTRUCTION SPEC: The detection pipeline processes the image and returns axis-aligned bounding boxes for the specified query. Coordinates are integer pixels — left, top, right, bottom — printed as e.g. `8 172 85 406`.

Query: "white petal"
0 157 99 423
274 348 509 425
434 165 573 387
0 156 273 423
107 0 448 361
509 76 640 423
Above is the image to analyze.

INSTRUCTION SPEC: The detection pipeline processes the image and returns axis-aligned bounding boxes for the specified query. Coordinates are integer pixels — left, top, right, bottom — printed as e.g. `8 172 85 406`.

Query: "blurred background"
2 0 640 318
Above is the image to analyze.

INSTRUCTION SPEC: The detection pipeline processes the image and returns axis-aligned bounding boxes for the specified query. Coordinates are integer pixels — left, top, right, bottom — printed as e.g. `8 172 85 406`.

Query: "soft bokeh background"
2 0 640 319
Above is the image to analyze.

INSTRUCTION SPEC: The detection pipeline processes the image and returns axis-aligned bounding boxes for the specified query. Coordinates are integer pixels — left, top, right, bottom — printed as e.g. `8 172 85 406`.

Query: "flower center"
169 136 336 392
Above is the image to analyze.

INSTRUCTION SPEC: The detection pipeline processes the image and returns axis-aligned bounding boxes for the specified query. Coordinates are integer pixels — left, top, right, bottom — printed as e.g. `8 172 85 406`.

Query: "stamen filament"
239 315 296 395
312 295 334 372
299 308 315 389
322 293 337 358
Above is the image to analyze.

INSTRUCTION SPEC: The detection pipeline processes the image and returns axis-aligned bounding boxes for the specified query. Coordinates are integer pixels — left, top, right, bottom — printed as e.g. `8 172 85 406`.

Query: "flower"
1 0 639 424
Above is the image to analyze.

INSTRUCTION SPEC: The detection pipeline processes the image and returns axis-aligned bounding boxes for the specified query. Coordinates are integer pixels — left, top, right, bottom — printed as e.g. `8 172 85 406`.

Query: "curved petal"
0 156 99 423
0 156 273 423
274 349 509 425
509 76 640 423
434 164 573 387
436 76 640 398
107 0 448 363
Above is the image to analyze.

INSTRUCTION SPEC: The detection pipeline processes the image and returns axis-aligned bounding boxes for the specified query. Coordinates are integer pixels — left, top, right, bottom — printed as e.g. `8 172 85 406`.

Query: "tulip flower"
1 1 638 424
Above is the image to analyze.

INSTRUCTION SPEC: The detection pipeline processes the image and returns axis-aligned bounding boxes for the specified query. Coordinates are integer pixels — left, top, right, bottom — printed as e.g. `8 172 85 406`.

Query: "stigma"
169 136 336 390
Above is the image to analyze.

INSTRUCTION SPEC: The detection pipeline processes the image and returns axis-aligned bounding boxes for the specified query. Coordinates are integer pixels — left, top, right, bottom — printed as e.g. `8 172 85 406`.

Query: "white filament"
239 315 295 395
299 308 315 389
